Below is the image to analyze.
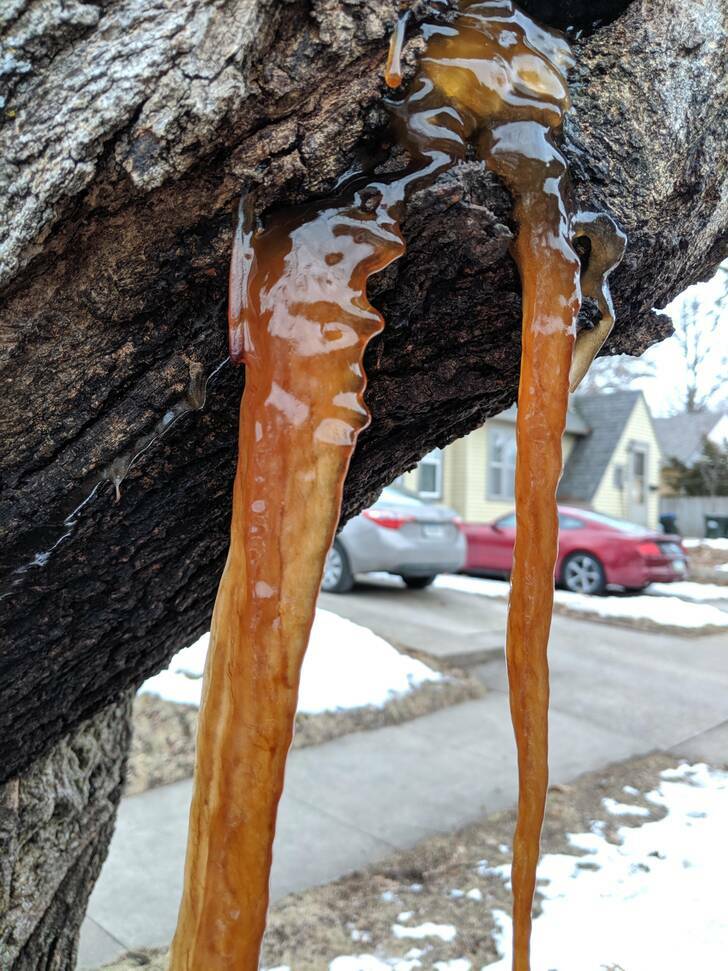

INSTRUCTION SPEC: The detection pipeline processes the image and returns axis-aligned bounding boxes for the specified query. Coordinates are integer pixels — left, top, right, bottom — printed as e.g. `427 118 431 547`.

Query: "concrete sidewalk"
78 620 728 969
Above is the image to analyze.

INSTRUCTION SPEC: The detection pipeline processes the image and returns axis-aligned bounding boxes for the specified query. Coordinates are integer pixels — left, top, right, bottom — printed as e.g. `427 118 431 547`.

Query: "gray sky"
623 264 726 417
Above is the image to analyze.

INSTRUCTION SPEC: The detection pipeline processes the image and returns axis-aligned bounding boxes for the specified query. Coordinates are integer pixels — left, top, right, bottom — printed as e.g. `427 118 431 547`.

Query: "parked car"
322 485 467 593
463 505 688 595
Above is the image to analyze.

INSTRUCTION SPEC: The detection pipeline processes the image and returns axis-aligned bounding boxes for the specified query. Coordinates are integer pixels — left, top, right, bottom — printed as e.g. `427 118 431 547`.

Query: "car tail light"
453 516 464 532
363 509 416 529
637 541 662 558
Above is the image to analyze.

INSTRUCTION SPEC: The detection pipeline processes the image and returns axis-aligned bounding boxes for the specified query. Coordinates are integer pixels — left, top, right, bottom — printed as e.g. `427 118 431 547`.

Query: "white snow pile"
683 537 728 551
140 608 442 712
484 762 728 970
435 574 728 630
647 580 728 602
555 588 728 629
392 923 457 943
327 953 467 971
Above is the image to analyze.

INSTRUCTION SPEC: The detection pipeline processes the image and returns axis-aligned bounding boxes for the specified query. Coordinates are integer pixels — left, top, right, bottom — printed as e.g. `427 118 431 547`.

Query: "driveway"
319 574 508 666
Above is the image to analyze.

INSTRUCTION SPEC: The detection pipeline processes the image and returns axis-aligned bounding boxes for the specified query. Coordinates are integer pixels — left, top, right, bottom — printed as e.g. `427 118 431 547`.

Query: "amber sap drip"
169 188 406 970
385 9 410 88
394 4 582 968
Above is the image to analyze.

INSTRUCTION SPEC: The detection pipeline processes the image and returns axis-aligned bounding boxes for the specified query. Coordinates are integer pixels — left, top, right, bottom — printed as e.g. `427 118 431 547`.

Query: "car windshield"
376 485 424 507
579 510 648 534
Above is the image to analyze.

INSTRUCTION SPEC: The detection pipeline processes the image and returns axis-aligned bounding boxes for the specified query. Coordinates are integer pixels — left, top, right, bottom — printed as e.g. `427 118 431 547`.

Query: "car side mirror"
491 523 501 533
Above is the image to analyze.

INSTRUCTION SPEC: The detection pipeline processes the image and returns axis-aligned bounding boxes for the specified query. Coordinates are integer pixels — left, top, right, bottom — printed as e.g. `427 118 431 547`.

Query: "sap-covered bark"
0 0 726 783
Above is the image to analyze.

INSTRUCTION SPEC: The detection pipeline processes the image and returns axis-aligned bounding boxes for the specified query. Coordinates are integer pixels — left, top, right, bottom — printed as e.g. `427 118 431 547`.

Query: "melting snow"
435 575 728 629
556 589 728 628
329 954 425 971
647 580 728 601
483 762 728 970
601 797 651 817
683 538 728 550
392 923 457 943
140 608 442 711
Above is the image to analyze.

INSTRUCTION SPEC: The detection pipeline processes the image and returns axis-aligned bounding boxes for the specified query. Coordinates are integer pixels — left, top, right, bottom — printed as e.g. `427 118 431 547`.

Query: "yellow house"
401 390 663 529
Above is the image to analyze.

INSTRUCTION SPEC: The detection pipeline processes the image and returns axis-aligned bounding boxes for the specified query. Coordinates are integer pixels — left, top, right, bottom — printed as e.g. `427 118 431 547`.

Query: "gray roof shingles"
653 411 724 466
558 391 642 502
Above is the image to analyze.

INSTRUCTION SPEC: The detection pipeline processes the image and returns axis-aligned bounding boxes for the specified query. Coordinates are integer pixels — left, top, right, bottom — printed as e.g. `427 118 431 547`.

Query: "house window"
488 427 517 499
417 449 443 498
631 447 647 505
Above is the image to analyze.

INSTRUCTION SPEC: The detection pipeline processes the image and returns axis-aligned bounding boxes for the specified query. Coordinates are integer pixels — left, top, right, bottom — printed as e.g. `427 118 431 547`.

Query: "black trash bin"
660 513 679 535
704 515 728 539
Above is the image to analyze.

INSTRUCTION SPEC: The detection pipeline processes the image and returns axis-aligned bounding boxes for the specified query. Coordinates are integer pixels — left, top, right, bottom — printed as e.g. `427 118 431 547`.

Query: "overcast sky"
624 263 726 417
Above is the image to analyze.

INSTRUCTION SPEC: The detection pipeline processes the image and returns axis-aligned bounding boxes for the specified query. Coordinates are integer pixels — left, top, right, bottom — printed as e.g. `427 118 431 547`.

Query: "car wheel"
402 575 437 589
321 541 354 594
561 552 606 595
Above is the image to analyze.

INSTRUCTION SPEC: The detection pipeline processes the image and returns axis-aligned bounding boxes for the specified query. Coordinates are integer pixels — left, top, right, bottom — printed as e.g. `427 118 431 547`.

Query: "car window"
579 510 647 534
496 513 516 528
558 514 583 529
377 486 424 507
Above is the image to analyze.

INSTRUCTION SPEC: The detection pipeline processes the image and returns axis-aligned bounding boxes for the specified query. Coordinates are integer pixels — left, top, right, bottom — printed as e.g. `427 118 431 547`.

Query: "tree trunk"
0 692 132 970
0 1 725 960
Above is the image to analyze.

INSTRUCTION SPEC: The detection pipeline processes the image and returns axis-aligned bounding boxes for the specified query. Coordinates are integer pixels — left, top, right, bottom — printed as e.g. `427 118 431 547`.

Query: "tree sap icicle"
169 186 407 970
170 3 625 969
169 167 461 971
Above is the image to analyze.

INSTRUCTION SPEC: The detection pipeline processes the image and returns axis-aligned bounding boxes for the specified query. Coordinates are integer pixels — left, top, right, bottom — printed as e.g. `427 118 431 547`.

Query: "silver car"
322 485 467 593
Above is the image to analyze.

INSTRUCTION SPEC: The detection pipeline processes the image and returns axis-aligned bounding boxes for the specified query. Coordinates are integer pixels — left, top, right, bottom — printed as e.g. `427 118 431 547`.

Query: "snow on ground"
484 763 728 970
555 588 728 628
647 580 728 602
140 608 442 711
434 574 728 629
392 923 457 943
683 537 728 550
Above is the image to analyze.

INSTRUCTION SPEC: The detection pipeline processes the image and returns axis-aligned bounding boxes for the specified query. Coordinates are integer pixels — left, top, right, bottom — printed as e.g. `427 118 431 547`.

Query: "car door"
466 513 516 572
487 513 517 570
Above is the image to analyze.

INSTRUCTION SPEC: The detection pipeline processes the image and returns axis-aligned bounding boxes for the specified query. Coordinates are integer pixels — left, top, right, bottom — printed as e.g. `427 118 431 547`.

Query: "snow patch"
647 580 728 602
602 797 651 817
392 923 457 943
435 574 728 629
683 538 728 550
330 955 423 971
483 763 728 970
140 608 442 711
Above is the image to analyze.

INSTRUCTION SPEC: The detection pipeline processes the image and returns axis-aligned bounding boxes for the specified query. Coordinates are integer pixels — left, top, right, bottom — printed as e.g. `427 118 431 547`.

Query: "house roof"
495 401 590 436
558 390 642 502
653 411 725 466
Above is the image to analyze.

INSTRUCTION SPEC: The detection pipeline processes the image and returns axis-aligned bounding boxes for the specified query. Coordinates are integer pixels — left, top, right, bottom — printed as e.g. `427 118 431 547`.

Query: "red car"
463 505 687 595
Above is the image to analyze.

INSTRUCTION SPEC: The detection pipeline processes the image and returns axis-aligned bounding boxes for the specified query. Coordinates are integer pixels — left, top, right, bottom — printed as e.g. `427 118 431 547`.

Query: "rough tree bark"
0 0 726 964
0 692 132 970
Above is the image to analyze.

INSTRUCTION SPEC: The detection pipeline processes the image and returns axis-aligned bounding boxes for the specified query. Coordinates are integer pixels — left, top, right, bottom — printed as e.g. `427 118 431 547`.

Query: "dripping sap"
169 3 626 971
